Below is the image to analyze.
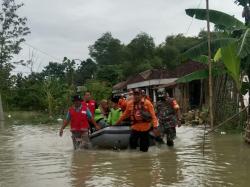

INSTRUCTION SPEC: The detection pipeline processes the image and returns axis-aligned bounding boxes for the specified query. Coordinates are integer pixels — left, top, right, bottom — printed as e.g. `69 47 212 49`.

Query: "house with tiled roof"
113 60 208 111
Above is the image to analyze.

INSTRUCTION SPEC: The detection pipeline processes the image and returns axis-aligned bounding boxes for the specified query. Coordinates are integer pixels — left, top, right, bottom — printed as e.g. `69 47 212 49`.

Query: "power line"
185 0 203 35
11 70 39 74
23 42 61 62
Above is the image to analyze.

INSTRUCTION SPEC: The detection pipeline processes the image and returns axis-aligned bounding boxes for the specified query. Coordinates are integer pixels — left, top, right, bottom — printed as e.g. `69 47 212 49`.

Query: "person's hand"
177 119 182 127
95 125 101 130
59 128 63 137
153 127 161 137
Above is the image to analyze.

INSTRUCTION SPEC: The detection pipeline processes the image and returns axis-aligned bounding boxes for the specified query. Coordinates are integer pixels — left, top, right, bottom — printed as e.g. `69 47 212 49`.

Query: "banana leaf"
185 9 245 30
176 67 225 83
214 48 222 62
220 43 241 89
192 55 209 64
238 28 250 58
181 38 237 61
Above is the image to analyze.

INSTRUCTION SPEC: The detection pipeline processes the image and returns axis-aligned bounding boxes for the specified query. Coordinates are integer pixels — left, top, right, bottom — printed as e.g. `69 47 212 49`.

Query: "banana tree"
182 8 250 95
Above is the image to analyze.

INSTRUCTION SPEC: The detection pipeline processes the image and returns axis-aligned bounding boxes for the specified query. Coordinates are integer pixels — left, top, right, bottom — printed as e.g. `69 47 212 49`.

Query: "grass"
4 111 64 125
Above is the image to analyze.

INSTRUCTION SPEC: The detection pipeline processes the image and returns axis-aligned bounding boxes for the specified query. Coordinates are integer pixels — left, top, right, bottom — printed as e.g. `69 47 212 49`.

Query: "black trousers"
130 130 150 152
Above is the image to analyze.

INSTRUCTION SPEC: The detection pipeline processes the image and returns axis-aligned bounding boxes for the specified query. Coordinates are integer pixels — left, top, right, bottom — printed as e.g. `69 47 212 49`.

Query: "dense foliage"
1 31 205 115
0 1 211 116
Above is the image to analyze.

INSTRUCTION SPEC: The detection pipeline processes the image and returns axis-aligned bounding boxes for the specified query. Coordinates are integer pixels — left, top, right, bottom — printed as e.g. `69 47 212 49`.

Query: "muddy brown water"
0 123 250 187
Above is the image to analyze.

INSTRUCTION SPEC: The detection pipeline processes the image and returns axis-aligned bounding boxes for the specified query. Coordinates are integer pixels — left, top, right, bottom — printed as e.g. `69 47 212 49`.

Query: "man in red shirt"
59 95 100 149
82 91 96 116
82 91 97 133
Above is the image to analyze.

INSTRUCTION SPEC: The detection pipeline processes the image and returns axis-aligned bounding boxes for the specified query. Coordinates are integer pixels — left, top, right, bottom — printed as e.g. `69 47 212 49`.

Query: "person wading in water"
82 91 97 133
156 91 181 146
59 95 100 149
115 88 159 152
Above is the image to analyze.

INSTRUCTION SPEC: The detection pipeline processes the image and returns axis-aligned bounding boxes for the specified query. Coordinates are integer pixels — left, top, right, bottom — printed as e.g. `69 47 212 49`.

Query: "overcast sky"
14 0 243 73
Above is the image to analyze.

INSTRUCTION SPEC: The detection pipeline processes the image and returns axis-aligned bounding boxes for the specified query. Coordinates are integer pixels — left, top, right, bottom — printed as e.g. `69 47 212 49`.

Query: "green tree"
89 32 124 65
84 80 112 102
75 58 97 85
165 34 200 53
63 57 76 87
0 0 30 65
156 44 180 69
42 77 71 116
127 32 155 62
0 0 30 109
96 65 119 85
41 62 66 80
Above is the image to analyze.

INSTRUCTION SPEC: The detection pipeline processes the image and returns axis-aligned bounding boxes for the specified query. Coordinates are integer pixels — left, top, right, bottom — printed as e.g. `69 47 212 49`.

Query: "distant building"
112 61 208 112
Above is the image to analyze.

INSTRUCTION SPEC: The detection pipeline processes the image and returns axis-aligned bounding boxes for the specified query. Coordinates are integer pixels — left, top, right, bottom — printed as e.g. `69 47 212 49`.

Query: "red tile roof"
113 60 207 90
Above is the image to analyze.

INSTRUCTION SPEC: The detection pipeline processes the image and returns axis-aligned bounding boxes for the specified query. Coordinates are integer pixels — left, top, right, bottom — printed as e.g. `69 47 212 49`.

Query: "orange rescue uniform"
118 98 127 111
117 99 158 131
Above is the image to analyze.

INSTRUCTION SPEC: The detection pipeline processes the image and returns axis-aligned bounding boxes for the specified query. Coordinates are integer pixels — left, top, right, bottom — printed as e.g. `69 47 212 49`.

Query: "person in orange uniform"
115 88 159 152
118 94 127 112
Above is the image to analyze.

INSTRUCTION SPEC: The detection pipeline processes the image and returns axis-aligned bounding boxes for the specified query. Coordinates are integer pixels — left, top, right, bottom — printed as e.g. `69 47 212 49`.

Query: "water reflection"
0 124 250 187
70 151 96 186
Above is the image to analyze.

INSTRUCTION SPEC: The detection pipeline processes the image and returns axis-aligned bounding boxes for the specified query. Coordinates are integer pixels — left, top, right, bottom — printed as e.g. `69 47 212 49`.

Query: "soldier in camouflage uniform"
156 91 181 146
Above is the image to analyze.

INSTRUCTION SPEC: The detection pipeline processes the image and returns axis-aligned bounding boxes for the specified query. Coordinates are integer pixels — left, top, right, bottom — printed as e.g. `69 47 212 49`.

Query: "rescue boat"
89 125 161 149
89 126 131 149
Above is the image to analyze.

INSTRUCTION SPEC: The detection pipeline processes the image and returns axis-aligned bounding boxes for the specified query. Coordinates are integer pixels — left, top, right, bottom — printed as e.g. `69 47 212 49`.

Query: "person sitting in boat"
115 88 159 152
94 103 109 129
59 95 100 149
108 96 123 126
93 99 110 129
98 99 110 118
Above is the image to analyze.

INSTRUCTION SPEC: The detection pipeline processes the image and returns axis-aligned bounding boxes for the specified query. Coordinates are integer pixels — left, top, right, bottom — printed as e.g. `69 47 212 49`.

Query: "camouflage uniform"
156 98 178 145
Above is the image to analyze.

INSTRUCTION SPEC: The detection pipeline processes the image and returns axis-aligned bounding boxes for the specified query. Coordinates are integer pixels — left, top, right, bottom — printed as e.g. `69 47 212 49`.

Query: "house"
112 61 208 112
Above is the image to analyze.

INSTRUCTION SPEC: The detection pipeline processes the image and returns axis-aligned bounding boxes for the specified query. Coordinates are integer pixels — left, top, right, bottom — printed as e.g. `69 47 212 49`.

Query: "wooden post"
0 93 4 121
206 0 214 127
245 117 250 144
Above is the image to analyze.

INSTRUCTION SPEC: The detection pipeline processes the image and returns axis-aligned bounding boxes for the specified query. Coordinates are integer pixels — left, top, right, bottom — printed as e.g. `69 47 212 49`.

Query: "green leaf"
185 9 245 30
220 43 241 89
238 28 250 58
182 38 237 60
214 48 222 62
176 67 225 83
192 55 209 64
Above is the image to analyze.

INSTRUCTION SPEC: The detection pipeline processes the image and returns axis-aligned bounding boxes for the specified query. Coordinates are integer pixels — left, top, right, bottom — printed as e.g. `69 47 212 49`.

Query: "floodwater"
0 123 250 187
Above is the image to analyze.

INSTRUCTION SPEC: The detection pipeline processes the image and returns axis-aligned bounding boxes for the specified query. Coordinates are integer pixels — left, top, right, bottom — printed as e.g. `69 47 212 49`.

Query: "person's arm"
172 99 181 126
90 117 101 130
86 108 100 130
115 103 131 125
147 101 158 128
59 111 70 136
107 111 112 124
146 101 161 136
